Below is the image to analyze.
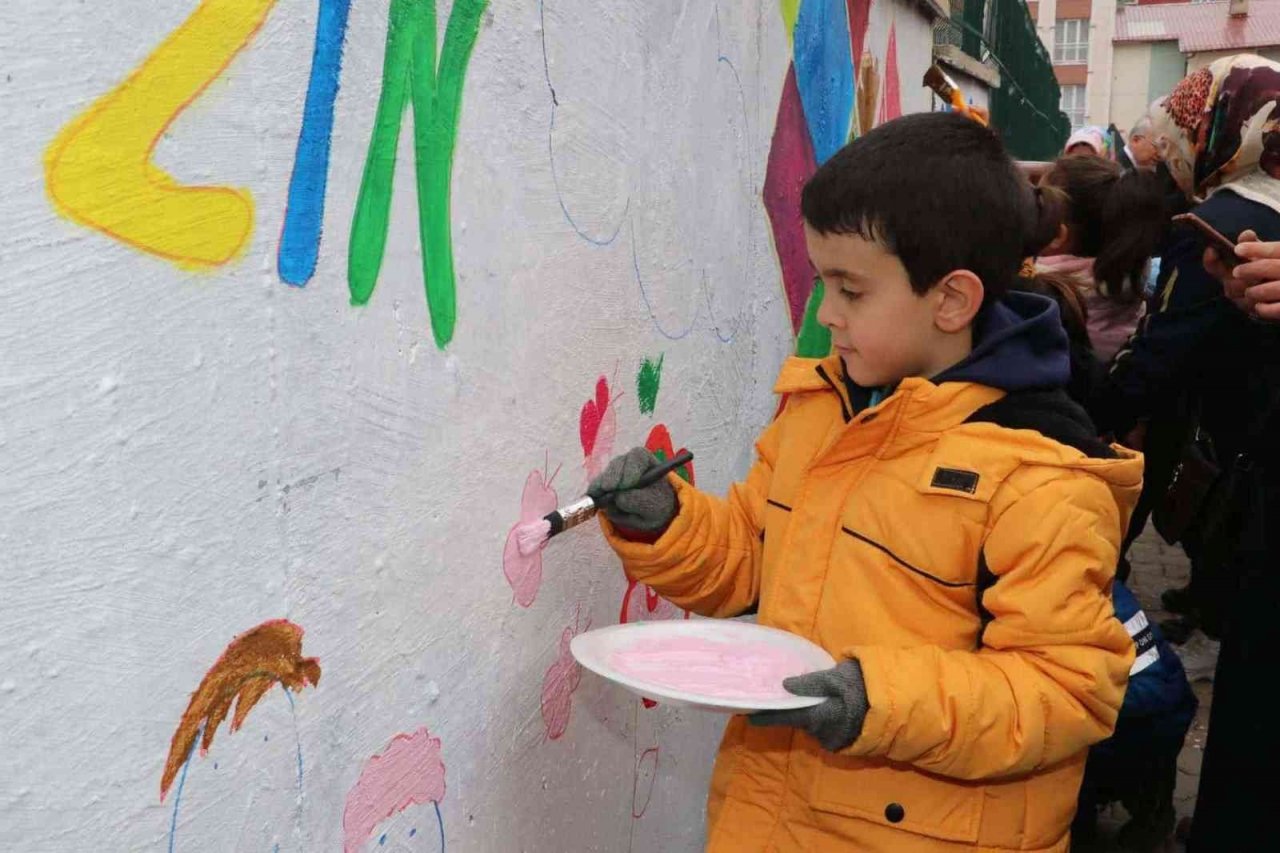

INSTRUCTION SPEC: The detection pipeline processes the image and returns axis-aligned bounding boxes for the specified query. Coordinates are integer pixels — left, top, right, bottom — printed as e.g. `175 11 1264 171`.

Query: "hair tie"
1019 258 1038 279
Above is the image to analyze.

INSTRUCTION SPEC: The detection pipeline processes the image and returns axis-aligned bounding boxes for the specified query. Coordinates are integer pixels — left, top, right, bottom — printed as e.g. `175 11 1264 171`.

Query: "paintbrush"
515 451 694 556
923 64 988 126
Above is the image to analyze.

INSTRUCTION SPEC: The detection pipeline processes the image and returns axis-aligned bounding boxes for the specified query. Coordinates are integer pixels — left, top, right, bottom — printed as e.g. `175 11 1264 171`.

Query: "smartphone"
1172 213 1242 267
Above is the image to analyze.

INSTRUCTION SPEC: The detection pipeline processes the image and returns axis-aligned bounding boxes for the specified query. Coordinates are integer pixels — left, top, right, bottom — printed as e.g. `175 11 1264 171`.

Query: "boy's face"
805 226 970 388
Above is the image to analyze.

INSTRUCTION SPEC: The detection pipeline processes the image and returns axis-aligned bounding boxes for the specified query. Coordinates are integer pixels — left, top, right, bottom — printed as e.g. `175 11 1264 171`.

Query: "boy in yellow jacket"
589 112 1142 851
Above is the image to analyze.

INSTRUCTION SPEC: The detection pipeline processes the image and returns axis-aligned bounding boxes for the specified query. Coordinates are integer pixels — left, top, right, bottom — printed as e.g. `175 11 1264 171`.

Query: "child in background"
1065 126 1114 159
589 113 1142 852
1036 155 1168 362
1072 581 1197 852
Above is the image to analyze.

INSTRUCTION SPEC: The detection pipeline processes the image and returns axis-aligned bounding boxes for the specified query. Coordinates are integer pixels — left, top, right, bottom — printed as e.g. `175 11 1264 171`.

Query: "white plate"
570 619 835 713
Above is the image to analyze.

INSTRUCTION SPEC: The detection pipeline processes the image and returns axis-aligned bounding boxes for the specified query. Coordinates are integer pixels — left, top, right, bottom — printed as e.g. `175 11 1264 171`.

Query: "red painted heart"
579 377 610 457
644 424 695 485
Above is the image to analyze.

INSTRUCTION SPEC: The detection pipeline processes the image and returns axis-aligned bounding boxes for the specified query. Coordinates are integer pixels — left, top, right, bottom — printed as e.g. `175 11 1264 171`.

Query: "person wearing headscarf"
1095 54 1280 852
1065 125 1113 159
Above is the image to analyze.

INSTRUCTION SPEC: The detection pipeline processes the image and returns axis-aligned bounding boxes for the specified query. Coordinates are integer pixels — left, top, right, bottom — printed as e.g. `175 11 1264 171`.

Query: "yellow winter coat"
602 354 1142 852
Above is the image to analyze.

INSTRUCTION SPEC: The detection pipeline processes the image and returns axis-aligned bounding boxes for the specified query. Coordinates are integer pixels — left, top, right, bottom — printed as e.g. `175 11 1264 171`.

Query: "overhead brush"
515 451 694 556
923 64 988 126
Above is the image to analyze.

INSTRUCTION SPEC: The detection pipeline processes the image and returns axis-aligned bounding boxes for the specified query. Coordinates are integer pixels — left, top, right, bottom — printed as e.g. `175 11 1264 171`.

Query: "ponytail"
1040 155 1167 304
1094 169 1167 302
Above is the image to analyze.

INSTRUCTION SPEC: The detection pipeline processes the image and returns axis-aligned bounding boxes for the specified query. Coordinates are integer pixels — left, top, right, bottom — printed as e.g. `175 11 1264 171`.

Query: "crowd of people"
582 53 1278 853
1019 53 1280 851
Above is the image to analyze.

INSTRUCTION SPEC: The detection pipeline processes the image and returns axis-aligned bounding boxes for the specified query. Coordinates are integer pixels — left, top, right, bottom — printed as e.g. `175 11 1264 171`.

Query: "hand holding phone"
1173 213 1241 268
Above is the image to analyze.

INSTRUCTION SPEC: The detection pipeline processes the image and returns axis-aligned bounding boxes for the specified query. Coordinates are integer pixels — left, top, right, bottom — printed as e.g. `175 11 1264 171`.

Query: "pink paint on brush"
502 467 559 607
610 636 813 701
341 727 446 853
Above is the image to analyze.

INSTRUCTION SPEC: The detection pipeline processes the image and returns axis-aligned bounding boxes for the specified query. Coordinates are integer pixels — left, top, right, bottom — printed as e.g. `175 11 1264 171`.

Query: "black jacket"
1093 190 1280 463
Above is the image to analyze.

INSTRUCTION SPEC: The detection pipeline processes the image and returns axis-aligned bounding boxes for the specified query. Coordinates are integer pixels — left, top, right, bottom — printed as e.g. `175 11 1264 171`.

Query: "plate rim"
569 620 834 712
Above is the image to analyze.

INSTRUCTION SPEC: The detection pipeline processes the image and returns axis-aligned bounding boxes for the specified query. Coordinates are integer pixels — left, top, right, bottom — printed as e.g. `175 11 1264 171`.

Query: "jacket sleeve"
843 472 1134 780
598 417 781 618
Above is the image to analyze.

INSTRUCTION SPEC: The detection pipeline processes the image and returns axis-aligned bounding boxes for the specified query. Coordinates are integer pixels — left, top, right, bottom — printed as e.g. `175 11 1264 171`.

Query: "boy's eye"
840 287 862 301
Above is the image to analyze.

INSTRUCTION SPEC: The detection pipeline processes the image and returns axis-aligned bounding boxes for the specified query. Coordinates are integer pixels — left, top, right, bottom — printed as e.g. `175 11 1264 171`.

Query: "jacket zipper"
815 364 852 423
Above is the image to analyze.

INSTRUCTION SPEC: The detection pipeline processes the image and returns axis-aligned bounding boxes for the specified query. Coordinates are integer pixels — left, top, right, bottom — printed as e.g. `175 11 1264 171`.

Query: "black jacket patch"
931 467 981 494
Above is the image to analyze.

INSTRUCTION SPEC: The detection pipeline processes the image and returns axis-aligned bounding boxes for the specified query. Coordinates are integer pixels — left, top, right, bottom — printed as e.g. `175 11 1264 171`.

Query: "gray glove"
587 447 678 534
748 659 869 752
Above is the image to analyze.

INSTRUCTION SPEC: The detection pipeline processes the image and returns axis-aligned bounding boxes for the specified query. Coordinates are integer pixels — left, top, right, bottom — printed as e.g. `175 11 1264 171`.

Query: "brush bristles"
516 518 552 557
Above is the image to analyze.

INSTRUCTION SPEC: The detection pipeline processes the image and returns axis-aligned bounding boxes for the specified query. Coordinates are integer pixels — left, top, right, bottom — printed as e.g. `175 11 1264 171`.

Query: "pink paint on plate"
609 635 813 701
341 727 446 853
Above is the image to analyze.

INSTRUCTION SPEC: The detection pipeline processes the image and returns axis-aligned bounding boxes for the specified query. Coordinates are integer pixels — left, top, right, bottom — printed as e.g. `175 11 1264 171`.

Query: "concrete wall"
1 1 937 851
1111 42 1157 134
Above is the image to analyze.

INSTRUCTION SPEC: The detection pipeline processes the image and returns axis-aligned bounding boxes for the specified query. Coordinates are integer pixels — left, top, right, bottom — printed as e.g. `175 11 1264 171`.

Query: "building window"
1061 84 1087 129
1053 19 1089 64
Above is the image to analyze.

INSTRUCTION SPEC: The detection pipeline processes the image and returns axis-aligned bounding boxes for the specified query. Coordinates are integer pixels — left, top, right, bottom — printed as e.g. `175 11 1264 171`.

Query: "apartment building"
1028 0 1118 130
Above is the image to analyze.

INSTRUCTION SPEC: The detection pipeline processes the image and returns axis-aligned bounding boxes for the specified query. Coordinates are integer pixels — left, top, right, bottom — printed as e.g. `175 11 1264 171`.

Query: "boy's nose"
815 281 841 329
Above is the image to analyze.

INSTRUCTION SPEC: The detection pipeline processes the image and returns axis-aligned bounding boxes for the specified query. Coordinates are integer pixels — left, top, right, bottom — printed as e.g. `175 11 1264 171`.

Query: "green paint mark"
780 0 800 41
348 0 488 349
636 355 664 415
795 279 831 357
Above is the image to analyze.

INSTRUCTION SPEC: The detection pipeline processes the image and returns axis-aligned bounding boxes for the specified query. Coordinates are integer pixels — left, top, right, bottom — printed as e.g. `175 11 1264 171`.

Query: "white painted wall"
0 1 933 852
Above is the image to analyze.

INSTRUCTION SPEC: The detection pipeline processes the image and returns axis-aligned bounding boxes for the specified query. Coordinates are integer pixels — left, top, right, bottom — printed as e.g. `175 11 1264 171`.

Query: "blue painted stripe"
279 0 354 286
792 0 854 164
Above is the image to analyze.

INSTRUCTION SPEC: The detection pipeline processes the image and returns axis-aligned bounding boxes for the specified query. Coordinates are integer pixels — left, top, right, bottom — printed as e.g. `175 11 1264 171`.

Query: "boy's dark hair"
1041 155 1168 304
801 112 1062 305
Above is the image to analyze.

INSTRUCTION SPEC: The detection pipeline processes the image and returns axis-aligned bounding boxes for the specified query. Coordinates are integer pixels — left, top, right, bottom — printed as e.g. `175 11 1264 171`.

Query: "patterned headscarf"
1149 54 1280 212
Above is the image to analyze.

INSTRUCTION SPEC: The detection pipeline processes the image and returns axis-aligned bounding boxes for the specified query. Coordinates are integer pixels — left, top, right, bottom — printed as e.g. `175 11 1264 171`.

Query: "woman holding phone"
1092 54 1280 852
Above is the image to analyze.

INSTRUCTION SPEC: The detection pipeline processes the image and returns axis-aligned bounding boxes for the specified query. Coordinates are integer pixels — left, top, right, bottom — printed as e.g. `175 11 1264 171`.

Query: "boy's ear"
933 270 984 333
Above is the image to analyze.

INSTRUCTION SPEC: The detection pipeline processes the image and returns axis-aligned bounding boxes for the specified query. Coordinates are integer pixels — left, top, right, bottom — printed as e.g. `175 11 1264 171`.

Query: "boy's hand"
748 659 869 752
588 447 678 533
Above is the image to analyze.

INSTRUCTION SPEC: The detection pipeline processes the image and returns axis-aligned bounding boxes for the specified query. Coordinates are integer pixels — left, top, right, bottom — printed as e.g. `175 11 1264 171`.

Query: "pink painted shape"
621 581 686 626
502 469 559 608
342 728 446 853
847 0 873 70
542 615 588 740
879 23 902 124
631 747 659 819
609 635 814 701
763 63 820 334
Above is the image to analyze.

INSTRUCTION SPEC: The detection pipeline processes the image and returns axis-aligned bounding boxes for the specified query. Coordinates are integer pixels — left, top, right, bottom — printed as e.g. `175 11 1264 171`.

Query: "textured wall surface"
0 1 932 850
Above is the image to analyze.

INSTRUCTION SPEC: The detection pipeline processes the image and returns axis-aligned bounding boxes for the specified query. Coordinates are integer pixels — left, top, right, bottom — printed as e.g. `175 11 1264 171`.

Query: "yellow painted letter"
44 0 278 268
